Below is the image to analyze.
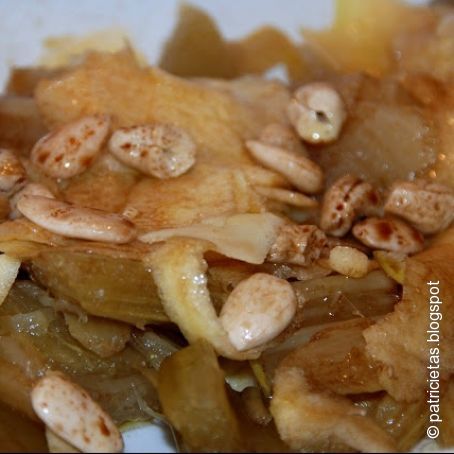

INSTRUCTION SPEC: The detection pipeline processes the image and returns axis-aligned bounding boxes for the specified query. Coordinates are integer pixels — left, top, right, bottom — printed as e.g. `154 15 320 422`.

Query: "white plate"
0 1 433 452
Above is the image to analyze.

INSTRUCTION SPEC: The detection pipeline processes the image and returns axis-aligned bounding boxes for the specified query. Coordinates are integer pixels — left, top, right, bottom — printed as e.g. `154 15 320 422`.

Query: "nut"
328 246 369 278
246 140 324 194
352 217 424 255
384 180 454 234
219 273 296 351
320 174 381 237
108 123 196 179
259 123 308 156
31 115 110 179
267 224 328 266
287 82 346 144
17 195 136 244
31 371 123 453
9 182 55 220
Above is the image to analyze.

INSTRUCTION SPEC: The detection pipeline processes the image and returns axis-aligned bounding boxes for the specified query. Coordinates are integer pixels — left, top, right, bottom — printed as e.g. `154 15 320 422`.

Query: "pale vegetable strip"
148 238 261 360
0 254 21 306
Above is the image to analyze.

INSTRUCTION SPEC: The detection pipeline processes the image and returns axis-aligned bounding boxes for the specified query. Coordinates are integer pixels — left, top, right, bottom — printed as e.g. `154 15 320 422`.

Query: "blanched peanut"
267 224 327 266
384 180 454 234
108 124 196 179
254 186 318 208
0 148 26 193
352 217 424 255
259 123 308 156
9 182 55 219
220 273 296 351
287 82 346 144
31 371 123 453
320 174 381 237
329 246 369 278
246 140 323 194
31 115 110 179
17 195 136 244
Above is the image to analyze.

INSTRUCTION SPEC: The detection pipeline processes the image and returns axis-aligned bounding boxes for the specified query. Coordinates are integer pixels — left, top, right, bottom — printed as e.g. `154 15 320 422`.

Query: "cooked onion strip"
148 238 262 360
0 254 20 306
140 213 285 264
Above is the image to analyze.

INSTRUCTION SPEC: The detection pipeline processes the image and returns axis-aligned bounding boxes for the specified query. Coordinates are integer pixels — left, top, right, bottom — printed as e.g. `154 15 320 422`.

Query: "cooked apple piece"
0 96 47 153
125 165 266 232
193 76 291 140
62 155 139 213
302 0 435 76
30 249 167 327
364 227 454 401
260 270 398 378
356 392 428 452
35 50 288 169
158 340 241 452
310 77 437 187
6 67 65 96
131 329 180 370
159 3 235 78
64 313 131 358
270 365 396 452
284 319 382 395
394 9 454 83
0 280 160 425
228 26 307 81
149 238 263 360
159 4 306 81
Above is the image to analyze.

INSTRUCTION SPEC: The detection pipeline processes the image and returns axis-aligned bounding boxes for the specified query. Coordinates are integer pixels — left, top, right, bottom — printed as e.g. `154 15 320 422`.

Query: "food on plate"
0 0 453 452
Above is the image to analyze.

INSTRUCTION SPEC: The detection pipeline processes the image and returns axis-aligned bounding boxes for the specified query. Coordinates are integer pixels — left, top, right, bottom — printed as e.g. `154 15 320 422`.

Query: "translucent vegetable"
159 3 306 81
0 281 160 425
30 249 167 327
302 0 434 76
158 340 241 452
277 318 382 395
64 314 131 358
140 213 285 265
159 3 235 78
131 330 180 370
310 77 437 188
354 392 428 452
258 270 398 380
